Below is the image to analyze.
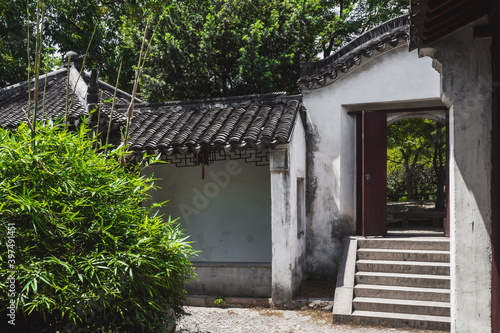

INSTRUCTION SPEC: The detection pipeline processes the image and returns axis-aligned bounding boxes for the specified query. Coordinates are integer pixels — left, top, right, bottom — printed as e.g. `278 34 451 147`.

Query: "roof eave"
299 16 410 90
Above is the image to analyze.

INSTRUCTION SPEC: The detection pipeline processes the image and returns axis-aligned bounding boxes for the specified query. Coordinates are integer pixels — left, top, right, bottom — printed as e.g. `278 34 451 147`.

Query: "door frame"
354 108 450 236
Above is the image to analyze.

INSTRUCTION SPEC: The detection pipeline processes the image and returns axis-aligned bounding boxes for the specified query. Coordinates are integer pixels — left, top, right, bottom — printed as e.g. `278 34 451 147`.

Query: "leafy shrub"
387 118 446 203
0 121 197 332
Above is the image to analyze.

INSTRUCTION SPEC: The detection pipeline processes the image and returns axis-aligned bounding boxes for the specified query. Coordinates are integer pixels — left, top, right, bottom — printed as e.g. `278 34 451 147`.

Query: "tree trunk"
401 143 426 201
405 170 414 200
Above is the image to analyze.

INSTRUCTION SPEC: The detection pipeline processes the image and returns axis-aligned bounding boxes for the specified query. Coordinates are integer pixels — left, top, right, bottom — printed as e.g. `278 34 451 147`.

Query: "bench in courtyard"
393 210 446 228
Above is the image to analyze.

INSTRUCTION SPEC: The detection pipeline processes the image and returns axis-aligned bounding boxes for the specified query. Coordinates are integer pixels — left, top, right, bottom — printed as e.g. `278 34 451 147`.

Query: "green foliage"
134 0 409 101
0 121 197 332
387 118 446 203
317 0 409 57
214 294 227 307
1 0 409 99
42 0 134 91
132 0 321 101
0 0 36 86
0 0 129 89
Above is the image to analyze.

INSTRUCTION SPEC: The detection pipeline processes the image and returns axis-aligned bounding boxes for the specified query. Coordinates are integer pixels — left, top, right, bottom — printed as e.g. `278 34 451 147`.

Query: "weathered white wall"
302 45 442 277
185 263 271 297
428 24 492 332
289 115 307 294
143 159 272 263
143 116 307 302
270 116 307 303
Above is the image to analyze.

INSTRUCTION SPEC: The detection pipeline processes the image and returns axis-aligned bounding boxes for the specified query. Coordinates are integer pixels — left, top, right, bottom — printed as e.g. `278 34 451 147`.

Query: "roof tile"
0 66 137 129
127 93 302 154
1 70 301 155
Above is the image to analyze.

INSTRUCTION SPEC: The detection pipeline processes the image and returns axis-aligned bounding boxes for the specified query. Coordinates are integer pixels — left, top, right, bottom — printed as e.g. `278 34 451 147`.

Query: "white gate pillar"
270 145 294 304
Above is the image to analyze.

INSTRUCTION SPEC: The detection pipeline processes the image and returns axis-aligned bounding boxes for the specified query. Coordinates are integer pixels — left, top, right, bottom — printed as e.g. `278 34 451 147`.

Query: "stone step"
357 248 450 262
335 310 450 331
357 238 450 251
333 236 452 330
352 297 450 317
355 271 450 289
354 284 450 302
356 259 450 275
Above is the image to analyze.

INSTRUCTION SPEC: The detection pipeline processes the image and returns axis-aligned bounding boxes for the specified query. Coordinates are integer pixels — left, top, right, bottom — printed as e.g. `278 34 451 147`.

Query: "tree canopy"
387 118 446 208
1 0 409 101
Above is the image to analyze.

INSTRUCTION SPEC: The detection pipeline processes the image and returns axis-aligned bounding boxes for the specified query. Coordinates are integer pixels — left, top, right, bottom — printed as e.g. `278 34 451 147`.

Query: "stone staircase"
333 236 451 331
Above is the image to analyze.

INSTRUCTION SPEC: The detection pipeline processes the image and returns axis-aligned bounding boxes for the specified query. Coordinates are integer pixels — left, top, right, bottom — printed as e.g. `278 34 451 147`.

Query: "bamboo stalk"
42 72 48 119
122 14 163 151
123 16 151 151
95 90 103 142
105 61 122 154
32 0 44 152
26 1 32 122
64 54 72 128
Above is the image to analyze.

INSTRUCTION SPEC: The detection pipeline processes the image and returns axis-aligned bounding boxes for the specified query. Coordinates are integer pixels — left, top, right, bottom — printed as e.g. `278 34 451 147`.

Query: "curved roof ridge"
323 16 408 64
299 15 409 90
131 92 294 109
0 68 67 99
89 74 142 104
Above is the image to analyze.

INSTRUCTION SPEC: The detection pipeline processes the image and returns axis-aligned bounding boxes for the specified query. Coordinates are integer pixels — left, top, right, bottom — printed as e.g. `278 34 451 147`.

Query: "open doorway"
355 109 449 237
386 117 447 235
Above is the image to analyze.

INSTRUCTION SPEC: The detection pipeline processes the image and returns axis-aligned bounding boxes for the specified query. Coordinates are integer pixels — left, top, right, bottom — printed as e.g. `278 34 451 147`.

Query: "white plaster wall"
289 116 307 292
430 25 492 332
185 263 272 297
270 116 307 303
302 45 442 277
143 159 272 263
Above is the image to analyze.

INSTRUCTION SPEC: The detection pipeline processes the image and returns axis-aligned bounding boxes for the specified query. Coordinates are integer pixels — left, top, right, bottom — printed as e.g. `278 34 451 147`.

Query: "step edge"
356 259 451 266
357 249 450 254
357 238 450 242
355 271 450 279
351 310 451 322
353 297 450 307
354 284 451 293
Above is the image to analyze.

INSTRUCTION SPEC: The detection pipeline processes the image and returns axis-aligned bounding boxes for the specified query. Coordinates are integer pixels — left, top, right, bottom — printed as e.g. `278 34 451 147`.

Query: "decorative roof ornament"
62 51 82 71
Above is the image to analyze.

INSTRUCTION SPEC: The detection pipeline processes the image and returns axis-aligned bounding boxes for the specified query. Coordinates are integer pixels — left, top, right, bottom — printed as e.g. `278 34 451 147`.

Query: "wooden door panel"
362 111 387 236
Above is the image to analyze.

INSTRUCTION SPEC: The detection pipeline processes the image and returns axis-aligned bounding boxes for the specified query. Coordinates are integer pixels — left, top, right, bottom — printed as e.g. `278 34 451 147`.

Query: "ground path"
175 306 446 333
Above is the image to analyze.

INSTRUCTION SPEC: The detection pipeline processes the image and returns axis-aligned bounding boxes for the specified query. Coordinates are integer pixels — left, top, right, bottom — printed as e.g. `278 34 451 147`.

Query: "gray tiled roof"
0 67 302 155
0 65 136 129
299 16 409 90
0 69 86 128
120 93 302 155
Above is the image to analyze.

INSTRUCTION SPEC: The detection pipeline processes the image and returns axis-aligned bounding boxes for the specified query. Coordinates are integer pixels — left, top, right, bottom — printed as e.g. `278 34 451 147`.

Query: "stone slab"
333 236 358 315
